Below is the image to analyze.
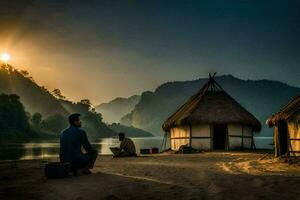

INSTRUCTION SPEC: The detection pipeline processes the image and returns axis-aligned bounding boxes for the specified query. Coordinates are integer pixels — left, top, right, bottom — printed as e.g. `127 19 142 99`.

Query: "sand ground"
0 152 300 200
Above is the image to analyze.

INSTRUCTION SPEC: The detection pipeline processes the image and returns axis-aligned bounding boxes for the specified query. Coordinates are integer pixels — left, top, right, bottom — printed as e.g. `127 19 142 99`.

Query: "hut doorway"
278 120 288 155
213 124 227 149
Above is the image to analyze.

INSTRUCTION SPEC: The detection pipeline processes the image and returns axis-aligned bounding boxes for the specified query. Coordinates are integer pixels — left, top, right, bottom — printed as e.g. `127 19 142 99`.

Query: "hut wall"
274 126 279 157
191 124 211 150
288 121 300 156
228 124 252 149
170 126 190 150
243 126 252 148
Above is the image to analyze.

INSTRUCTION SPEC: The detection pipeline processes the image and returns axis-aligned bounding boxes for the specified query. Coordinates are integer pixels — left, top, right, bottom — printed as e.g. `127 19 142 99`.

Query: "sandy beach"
0 152 300 200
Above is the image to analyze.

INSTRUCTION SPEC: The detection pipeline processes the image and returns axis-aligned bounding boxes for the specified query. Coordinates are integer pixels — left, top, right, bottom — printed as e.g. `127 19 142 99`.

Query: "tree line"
0 91 113 142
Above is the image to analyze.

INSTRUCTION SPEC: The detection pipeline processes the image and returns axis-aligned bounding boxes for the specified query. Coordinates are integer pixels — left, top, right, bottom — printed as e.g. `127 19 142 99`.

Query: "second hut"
162 74 261 151
267 95 300 157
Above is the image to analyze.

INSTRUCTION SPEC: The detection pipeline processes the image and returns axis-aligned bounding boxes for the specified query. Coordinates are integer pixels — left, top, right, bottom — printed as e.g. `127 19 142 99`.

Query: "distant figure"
60 113 98 175
110 132 137 157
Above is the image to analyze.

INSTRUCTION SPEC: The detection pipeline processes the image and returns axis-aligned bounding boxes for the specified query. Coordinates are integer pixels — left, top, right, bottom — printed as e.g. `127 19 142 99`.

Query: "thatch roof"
268 95 300 126
162 74 261 132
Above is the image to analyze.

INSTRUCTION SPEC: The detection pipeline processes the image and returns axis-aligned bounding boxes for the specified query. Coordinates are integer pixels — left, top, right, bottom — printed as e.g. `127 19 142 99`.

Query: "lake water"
0 137 274 161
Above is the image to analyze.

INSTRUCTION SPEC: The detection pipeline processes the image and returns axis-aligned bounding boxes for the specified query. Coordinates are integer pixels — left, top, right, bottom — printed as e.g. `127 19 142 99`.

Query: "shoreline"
0 149 275 162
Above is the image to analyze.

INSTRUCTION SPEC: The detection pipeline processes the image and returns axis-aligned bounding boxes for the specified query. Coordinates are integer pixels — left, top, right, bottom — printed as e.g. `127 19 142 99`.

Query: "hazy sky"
0 0 299 104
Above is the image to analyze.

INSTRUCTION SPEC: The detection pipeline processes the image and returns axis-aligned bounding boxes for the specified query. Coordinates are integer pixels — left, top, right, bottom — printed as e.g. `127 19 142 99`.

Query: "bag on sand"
45 162 70 178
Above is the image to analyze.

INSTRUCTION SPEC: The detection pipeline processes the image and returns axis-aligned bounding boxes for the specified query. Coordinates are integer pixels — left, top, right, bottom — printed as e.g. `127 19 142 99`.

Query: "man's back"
120 137 136 155
60 125 94 162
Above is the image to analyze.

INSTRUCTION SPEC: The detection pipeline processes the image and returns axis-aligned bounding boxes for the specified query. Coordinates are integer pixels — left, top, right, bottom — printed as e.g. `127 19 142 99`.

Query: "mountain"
0 65 115 139
0 65 68 117
0 64 152 139
95 95 140 123
120 75 300 136
108 123 154 137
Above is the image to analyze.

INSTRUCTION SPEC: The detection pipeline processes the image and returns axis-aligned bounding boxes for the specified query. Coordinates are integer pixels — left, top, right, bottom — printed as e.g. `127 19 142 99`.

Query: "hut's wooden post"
161 131 170 152
189 124 192 147
166 132 169 150
226 124 229 150
160 132 167 152
274 126 279 157
287 124 291 157
241 125 244 149
250 128 256 150
210 124 213 150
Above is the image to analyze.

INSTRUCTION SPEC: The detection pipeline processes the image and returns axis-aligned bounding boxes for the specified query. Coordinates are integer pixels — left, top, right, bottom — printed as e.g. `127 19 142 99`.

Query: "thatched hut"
162 74 261 151
267 95 300 156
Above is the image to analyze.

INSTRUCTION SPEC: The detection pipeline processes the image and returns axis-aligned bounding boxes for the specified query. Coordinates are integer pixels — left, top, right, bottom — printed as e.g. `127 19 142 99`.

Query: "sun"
1 53 10 62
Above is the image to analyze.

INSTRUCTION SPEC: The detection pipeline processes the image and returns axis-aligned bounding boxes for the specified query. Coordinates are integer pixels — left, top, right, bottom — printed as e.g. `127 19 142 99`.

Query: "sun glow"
1 53 10 62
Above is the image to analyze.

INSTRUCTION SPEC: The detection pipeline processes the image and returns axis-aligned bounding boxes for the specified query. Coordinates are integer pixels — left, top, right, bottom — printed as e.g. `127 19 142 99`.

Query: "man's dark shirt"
59 125 96 163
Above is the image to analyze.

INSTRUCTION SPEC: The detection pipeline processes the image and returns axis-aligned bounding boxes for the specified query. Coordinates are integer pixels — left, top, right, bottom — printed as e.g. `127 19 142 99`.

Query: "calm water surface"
0 137 273 161
0 137 165 161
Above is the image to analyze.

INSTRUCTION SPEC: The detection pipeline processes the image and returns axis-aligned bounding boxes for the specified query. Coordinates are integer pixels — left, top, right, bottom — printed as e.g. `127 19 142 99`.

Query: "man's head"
68 113 81 127
118 132 125 141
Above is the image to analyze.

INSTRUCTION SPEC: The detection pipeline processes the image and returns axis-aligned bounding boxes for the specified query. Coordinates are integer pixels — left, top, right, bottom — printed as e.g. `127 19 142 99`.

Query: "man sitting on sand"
110 132 137 157
60 113 98 175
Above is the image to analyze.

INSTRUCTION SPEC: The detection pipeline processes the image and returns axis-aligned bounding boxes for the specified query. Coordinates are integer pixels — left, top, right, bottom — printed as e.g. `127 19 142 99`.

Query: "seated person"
110 132 137 157
59 113 98 175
